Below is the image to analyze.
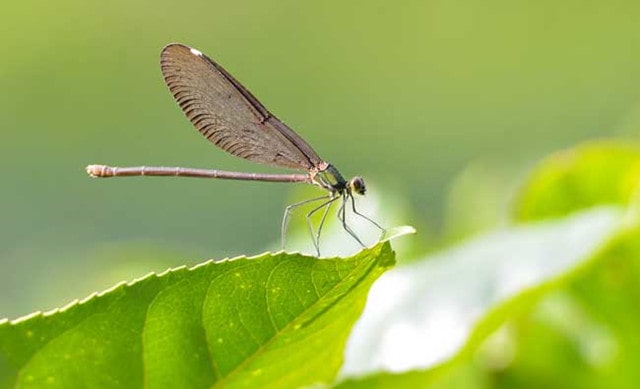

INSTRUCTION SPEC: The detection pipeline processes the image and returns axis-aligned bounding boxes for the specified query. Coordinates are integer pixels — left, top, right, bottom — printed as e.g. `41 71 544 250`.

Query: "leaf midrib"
210 250 380 388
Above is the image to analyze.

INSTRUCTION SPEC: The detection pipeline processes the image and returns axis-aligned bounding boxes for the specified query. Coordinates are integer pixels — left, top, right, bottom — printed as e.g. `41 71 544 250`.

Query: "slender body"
86 165 310 183
86 43 384 254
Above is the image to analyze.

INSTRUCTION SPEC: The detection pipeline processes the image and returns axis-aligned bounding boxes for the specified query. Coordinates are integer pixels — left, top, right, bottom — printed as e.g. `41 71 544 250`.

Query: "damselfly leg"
281 195 332 250
350 194 386 239
305 194 340 256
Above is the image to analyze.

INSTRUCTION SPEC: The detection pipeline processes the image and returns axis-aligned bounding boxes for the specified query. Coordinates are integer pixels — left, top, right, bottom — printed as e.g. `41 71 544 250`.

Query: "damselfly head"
348 176 366 195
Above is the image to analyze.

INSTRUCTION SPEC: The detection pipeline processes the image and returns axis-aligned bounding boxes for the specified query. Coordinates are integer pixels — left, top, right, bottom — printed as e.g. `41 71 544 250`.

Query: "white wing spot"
190 47 203 57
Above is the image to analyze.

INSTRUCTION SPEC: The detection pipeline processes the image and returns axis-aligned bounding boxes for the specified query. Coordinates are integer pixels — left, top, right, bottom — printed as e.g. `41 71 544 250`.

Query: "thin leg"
281 195 331 250
349 194 386 239
305 195 340 256
338 194 366 247
314 196 337 255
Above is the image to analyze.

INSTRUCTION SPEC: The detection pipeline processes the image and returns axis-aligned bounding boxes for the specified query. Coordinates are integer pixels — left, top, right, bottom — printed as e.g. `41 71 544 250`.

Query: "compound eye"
349 176 366 195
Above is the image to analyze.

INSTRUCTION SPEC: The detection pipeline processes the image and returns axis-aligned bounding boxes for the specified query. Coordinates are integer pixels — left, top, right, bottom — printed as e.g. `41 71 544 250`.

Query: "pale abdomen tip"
86 164 112 177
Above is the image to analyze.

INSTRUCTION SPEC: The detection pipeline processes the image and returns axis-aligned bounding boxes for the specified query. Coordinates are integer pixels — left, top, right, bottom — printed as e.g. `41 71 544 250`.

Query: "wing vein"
160 43 325 171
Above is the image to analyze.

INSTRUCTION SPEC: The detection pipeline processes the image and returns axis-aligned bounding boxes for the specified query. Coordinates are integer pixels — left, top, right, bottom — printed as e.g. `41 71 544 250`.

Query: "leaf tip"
381 225 416 243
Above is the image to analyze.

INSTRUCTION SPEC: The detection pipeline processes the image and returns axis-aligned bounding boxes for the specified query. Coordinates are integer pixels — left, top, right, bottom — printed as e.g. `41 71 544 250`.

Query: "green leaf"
0 227 413 389
338 142 640 388
515 141 640 221
338 208 621 385
338 208 631 388
488 225 640 388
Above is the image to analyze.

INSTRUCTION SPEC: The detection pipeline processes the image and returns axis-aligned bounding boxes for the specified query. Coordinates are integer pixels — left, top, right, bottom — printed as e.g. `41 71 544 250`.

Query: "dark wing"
160 43 323 171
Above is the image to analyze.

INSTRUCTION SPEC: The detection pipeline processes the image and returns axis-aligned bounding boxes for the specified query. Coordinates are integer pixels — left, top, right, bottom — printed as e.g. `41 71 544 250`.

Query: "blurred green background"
1 0 639 319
